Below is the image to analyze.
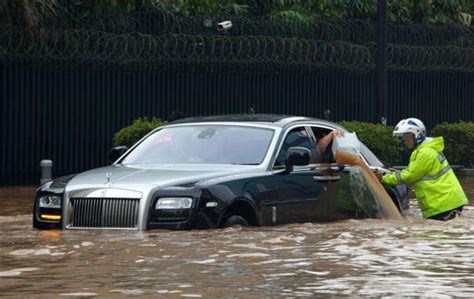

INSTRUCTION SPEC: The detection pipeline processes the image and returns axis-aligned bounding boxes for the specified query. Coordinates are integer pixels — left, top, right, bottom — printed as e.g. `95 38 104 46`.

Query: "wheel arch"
219 197 260 227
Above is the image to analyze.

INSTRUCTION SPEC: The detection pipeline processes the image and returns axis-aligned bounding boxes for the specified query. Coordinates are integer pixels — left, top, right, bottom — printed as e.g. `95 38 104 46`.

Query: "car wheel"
222 215 249 228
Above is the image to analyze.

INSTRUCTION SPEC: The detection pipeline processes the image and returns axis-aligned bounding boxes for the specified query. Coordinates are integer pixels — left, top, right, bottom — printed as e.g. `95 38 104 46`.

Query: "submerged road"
0 179 473 297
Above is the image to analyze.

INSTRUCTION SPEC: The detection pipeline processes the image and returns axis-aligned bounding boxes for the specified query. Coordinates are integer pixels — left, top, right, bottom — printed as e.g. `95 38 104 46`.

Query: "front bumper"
146 188 221 230
33 184 225 230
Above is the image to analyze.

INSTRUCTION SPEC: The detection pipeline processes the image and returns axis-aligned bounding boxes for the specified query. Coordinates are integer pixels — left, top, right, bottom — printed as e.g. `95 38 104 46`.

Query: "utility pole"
376 0 387 125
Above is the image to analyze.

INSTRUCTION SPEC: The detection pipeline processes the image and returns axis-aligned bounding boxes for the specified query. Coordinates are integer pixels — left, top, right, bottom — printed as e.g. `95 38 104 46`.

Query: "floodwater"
335 150 402 220
1 179 473 297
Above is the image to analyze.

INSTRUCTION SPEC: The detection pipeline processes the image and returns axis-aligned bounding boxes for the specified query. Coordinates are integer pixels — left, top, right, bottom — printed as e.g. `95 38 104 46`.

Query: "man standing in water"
377 118 467 220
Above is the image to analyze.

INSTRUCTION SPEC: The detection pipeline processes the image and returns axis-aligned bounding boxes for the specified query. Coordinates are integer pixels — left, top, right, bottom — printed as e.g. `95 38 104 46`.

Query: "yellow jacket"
382 137 467 218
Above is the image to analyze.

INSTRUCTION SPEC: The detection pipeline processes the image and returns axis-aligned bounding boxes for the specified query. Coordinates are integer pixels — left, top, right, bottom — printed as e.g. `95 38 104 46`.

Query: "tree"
156 0 250 17
0 0 61 27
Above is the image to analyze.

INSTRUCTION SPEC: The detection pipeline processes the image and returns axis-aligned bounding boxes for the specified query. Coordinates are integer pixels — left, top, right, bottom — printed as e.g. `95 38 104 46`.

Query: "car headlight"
39 195 62 208
155 197 193 209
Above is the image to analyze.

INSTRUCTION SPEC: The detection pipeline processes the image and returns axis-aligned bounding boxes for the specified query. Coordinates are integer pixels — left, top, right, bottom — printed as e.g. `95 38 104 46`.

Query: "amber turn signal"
40 214 61 221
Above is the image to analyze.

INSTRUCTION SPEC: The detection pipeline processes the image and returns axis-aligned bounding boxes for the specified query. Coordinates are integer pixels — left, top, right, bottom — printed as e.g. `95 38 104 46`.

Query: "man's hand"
331 129 344 138
374 169 384 181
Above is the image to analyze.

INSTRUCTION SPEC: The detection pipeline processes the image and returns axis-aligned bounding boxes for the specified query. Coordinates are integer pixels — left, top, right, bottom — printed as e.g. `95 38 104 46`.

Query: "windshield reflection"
121 125 274 165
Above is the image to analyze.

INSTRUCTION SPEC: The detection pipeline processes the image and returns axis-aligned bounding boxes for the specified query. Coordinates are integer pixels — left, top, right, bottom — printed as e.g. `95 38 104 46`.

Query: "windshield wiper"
231 163 260 165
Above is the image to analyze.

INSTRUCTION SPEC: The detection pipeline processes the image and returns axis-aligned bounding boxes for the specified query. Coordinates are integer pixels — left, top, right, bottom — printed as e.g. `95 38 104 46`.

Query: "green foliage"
113 117 164 148
339 121 402 166
223 3 250 16
157 0 249 17
57 0 474 25
430 122 474 167
350 0 377 20
163 0 220 16
0 0 61 27
61 0 160 17
269 3 315 23
316 0 348 19
259 0 471 25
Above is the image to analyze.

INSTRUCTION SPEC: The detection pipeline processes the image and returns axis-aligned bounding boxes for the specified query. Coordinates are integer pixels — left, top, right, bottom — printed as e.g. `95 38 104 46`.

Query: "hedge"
113 117 164 148
430 122 474 167
339 121 402 167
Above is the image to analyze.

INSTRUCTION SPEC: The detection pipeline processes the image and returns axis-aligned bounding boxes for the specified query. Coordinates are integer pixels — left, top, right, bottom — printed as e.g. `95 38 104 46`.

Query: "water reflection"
0 180 473 297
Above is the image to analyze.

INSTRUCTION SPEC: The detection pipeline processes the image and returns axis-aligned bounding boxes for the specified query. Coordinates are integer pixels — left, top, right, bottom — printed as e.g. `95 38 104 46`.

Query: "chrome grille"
69 198 139 229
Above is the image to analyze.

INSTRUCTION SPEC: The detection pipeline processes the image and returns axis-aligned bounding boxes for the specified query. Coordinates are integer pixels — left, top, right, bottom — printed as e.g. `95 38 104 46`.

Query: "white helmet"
393 118 426 144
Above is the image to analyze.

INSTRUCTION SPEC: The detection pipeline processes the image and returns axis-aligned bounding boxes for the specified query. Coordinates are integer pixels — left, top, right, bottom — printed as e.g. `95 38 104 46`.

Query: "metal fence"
1 11 473 185
2 62 473 185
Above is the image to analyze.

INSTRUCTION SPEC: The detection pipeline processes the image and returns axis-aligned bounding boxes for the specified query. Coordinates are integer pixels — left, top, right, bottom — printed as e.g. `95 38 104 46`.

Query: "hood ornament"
105 172 112 186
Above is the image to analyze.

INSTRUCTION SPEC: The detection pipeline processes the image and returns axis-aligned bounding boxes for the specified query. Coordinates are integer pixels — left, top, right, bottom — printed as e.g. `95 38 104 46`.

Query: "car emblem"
105 172 113 187
100 189 107 198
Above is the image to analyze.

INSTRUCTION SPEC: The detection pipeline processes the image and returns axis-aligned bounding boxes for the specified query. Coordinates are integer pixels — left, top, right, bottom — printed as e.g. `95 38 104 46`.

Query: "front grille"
69 198 139 229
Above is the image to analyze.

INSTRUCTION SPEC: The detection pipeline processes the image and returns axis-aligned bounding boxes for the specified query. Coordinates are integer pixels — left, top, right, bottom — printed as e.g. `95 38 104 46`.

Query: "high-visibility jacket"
382 137 467 218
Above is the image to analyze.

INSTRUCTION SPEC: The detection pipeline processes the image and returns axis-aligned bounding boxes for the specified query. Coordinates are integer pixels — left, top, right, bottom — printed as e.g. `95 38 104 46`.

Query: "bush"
113 117 164 148
430 122 474 167
339 121 402 166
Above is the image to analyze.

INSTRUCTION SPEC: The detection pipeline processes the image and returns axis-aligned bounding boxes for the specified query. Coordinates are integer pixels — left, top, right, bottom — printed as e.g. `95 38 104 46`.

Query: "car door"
268 125 341 225
307 124 381 220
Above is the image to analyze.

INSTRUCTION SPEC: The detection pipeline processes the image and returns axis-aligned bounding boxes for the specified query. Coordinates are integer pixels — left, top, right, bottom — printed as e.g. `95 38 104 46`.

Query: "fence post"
376 0 387 125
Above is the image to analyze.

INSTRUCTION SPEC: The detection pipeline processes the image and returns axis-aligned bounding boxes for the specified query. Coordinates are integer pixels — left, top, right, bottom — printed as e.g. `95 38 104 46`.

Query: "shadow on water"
0 178 473 297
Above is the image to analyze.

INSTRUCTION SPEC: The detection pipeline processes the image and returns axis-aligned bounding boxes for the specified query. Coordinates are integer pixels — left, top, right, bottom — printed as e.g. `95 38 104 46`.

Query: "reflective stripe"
417 166 452 183
395 171 403 183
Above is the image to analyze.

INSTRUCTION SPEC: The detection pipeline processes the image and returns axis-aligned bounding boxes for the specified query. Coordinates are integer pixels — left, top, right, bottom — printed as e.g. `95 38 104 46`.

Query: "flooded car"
33 115 408 231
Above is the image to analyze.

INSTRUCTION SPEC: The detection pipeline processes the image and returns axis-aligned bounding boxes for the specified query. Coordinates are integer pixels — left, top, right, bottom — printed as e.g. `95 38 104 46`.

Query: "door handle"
313 175 341 182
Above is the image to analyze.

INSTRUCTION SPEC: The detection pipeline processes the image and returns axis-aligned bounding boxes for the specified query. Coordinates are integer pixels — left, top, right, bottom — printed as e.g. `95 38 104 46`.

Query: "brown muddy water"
1 179 474 297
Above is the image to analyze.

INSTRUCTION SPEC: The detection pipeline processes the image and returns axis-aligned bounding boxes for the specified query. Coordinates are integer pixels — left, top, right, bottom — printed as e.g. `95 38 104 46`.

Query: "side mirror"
108 146 128 164
285 147 311 173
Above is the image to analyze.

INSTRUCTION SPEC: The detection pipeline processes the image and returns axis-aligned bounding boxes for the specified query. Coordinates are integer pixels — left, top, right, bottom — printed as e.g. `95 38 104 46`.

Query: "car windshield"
121 125 275 165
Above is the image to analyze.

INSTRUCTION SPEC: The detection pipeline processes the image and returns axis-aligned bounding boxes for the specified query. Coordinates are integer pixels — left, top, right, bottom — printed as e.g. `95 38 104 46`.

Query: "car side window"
310 126 335 164
275 127 316 166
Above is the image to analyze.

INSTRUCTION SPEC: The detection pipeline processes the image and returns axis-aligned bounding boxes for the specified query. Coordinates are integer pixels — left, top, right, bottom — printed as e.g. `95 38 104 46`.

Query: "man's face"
402 133 415 149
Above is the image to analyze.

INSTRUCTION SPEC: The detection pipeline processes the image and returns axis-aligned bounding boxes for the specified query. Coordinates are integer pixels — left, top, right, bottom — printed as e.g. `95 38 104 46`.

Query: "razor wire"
36 10 474 47
1 26 473 72
0 26 370 72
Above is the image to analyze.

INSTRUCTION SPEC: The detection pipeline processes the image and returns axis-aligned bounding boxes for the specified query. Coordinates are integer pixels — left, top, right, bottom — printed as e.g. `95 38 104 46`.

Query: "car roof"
169 114 334 128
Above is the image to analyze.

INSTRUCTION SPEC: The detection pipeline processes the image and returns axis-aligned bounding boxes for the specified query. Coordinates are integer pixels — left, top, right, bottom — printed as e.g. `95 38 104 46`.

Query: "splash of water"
334 150 402 220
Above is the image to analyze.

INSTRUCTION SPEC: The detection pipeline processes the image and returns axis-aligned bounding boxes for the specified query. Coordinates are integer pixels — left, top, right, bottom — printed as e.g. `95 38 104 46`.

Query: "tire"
222 215 249 228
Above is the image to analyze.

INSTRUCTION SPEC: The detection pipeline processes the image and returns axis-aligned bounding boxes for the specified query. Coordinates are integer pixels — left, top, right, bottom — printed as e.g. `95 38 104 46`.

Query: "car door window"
310 126 336 164
275 127 317 166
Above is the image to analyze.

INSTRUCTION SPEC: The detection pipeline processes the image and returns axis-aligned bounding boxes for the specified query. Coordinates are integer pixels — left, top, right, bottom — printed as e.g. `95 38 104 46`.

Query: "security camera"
217 21 232 32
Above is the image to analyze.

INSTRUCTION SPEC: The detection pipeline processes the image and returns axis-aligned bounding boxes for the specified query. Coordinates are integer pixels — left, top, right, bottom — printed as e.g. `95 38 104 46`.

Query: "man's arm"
380 150 429 185
317 130 344 154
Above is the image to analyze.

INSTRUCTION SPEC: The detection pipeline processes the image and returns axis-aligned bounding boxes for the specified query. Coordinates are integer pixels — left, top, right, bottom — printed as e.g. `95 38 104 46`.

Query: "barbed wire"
35 10 474 48
0 26 370 71
365 42 474 71
1 26 473 72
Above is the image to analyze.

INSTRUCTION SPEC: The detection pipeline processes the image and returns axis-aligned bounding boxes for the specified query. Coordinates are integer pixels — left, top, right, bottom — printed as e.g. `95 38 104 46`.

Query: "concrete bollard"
40 160 53 185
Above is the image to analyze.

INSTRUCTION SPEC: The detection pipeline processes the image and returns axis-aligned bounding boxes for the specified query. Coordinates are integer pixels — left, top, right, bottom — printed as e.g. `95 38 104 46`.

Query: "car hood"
66 164 260 191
